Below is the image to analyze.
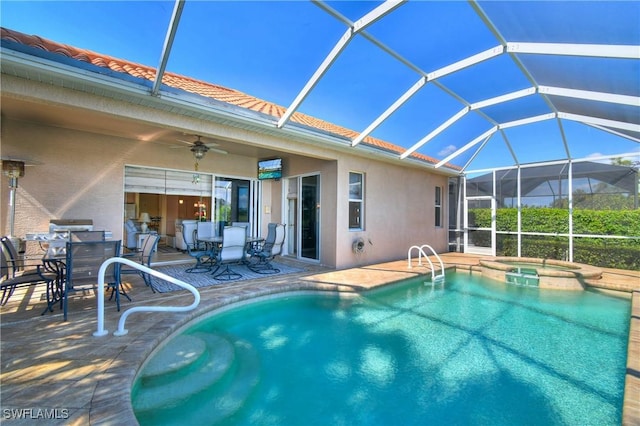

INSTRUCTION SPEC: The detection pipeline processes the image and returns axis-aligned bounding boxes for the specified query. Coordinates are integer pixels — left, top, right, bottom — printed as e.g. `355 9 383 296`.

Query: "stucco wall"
2 116 450 268
1 118 258 256
2 73 452 269
334 157 449 269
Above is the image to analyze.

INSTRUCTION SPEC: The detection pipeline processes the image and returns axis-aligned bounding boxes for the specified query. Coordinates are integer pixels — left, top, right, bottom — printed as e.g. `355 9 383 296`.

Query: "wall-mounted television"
258 158 282 180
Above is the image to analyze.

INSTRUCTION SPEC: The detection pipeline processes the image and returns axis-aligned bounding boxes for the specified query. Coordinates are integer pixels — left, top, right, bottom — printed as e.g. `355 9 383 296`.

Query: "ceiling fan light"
191 144 208 160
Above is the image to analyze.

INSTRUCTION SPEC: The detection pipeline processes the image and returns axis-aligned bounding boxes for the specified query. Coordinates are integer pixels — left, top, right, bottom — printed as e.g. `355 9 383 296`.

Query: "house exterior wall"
334 156 449 269
1 117 258 256
1 75 451 269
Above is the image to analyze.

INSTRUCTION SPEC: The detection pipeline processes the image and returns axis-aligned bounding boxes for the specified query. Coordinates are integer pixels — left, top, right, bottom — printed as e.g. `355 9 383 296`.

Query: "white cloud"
438 145 457 157
586 151 640 165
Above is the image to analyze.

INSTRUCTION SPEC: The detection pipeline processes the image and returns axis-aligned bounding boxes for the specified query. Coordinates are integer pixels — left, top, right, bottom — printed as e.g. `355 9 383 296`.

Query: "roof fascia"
1 44 448 172
0 45 154 95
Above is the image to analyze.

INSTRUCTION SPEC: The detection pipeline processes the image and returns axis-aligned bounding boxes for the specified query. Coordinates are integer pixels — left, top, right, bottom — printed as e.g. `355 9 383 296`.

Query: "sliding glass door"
214 177 256 236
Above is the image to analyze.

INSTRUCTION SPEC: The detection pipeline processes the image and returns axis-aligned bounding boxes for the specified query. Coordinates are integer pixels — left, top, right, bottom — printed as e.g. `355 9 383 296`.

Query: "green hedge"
470 208 640 270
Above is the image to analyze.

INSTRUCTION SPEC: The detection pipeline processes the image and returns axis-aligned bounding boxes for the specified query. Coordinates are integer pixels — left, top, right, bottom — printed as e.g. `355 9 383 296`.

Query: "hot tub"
479 257 602 290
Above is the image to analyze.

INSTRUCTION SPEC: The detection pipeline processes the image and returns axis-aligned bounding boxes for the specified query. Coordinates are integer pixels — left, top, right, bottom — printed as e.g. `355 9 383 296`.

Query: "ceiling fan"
173 135 228 184
173 135 228 159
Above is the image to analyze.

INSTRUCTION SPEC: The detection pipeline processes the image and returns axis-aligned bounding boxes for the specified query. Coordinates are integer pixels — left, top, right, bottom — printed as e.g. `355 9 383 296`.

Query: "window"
435 186 442 227
349 172 364 230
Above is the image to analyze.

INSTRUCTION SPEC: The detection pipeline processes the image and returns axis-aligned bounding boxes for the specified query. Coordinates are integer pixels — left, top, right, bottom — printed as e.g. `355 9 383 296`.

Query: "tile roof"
1 27 442 166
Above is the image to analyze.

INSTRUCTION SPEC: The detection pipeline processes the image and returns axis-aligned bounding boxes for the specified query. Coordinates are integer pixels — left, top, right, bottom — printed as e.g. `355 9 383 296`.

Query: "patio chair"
63 239 121 321
212 226 247 281
119 233 160 293
247 223 286 274
0 236 60 309
183 229 214 273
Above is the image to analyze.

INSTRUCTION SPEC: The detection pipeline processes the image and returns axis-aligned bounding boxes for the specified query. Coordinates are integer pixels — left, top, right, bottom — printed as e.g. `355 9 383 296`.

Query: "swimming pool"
133 272 630 425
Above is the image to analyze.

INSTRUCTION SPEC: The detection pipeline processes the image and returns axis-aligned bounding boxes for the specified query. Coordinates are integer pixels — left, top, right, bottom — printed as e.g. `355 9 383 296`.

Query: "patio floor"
1 252 638 425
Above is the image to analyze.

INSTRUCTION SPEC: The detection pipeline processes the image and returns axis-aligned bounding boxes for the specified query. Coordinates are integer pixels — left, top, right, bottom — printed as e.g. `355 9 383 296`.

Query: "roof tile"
1 27 443 166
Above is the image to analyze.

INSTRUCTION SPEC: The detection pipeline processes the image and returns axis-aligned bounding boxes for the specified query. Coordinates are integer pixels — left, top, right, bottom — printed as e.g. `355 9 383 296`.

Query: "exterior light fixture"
2 160 26 238
2 160 25 183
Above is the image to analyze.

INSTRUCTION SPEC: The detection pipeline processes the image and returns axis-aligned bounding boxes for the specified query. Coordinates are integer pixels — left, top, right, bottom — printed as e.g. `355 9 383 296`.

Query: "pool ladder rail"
93 257 201 337
407 244 445 285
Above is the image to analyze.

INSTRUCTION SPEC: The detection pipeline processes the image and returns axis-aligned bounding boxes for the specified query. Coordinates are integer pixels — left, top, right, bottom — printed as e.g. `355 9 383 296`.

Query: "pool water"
133 273 630 425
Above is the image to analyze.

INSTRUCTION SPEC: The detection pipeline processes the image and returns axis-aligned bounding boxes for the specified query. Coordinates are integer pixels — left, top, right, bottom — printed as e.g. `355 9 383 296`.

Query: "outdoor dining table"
197 236 264 260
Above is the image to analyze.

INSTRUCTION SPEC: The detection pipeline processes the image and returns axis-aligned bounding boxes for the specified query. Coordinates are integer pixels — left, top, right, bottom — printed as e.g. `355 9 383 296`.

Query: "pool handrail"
407 244 445 284
93 257 200 337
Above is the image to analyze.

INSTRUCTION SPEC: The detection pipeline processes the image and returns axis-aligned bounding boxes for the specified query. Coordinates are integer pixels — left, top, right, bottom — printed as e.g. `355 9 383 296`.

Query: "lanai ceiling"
1 0 639 172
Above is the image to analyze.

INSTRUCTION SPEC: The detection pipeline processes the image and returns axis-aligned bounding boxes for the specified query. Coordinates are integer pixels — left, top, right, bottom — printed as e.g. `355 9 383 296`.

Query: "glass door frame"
283 172 321 262
212 174 259 237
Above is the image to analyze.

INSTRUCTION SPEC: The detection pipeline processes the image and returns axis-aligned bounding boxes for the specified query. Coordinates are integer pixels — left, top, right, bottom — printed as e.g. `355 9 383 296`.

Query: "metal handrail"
407 244 445 284
93 257 200 337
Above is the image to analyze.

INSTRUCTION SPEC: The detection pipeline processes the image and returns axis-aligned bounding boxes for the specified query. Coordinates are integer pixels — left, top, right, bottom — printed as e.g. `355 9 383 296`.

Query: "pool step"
139 334 207 384
133 332 236 412
177 337 261 424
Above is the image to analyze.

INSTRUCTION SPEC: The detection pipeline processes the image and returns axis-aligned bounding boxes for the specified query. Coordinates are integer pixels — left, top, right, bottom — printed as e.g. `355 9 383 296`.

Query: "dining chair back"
0 236 60 310
120 233 160 292
197 221 215 240
183 229 214 273
63 239 121 321
247 223 286 274
231 222 251 238
212 226 247 281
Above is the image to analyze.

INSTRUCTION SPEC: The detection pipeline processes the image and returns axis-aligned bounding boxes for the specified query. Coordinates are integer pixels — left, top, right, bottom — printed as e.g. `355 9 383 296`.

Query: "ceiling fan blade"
209 148 228 155
177 137 220 147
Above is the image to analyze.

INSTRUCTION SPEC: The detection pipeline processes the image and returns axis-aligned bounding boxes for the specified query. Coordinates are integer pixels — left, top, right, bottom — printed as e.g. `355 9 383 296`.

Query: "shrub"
470 208 640 270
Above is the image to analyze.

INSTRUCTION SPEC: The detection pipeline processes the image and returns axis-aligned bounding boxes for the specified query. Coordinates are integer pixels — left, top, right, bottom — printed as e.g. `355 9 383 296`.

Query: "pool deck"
1 253 638 425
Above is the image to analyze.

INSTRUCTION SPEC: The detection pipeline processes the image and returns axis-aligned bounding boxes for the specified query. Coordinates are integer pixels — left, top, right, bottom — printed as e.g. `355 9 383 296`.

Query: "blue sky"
1 1 638 170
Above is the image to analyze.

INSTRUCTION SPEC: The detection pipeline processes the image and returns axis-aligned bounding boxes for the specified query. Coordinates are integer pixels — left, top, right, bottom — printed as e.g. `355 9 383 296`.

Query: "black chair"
247 223 286 274
212 226 246 281
63 240 121 321
119 233 160 292
0 236 60 309
183 229 214 273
